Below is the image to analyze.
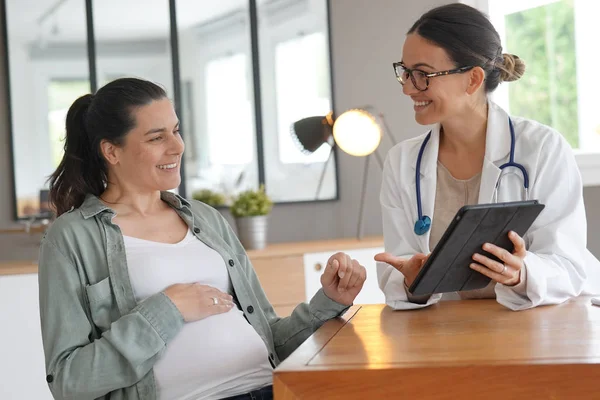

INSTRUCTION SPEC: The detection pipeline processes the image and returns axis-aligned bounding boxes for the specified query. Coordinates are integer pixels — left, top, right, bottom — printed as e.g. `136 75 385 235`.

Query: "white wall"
0 274 52 399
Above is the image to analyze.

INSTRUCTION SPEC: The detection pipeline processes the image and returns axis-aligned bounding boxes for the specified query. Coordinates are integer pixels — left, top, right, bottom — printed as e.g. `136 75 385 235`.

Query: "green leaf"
230 185 273 218
191 189 226 207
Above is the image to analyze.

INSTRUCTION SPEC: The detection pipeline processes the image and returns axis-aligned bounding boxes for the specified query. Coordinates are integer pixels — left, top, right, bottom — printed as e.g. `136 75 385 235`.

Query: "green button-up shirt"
38 192 349 400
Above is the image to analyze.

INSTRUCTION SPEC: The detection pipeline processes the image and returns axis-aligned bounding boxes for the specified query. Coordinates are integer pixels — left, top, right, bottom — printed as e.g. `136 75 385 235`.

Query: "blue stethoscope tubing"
413 117 530 236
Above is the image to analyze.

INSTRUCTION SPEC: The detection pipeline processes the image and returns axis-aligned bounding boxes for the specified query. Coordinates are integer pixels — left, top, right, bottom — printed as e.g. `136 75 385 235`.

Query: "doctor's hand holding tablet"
375 3 600 311
375 228 526 289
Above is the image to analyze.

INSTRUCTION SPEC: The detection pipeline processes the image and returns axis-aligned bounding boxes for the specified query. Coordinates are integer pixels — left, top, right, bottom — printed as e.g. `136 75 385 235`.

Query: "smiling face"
401 33 480 126
102 97 184 192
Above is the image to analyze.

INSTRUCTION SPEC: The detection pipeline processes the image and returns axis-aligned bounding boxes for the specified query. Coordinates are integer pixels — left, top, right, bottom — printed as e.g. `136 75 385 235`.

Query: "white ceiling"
6 0 250 43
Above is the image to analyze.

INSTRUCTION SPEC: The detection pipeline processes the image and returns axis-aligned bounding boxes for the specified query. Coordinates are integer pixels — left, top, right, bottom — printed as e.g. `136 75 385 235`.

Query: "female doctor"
375 3 600 311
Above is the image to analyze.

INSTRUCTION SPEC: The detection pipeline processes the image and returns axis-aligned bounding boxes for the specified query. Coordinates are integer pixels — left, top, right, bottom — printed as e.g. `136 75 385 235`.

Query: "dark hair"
408 3 525 92
48 78 167 216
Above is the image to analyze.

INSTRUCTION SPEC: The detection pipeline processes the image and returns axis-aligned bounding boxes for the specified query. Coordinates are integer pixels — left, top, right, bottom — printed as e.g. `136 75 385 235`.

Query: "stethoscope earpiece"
414 215 431 236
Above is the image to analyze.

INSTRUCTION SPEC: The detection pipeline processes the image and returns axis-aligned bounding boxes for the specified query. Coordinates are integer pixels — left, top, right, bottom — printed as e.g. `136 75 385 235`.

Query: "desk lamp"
291 106 397 238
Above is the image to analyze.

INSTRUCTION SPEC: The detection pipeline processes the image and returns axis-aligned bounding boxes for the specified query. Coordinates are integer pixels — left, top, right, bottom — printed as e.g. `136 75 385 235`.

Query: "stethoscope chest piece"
414 215 431 236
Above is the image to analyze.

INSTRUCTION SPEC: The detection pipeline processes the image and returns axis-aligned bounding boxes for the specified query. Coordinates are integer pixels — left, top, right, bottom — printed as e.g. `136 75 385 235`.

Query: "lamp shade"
290 113 334 154
332 109 382 156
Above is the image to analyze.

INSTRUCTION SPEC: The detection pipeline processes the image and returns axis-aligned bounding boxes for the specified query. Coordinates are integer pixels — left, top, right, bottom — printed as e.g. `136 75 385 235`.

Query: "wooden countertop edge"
246 236 384 259
0 226 47 234
0 261 39 276
275 305 362 372
0 236 384 276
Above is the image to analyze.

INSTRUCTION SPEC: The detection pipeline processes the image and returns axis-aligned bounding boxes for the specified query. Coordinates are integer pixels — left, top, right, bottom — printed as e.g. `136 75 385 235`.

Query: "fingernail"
473 253 480 261
338 271 345 279
470 263 476 269
483 243 491 250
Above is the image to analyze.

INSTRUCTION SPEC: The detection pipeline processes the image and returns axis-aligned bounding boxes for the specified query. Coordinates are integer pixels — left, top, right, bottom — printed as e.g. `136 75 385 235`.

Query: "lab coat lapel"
478 101 511 204
478 159 502 204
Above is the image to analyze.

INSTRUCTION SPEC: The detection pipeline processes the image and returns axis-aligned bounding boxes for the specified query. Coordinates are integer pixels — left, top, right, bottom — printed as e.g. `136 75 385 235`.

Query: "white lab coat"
378 101 600 311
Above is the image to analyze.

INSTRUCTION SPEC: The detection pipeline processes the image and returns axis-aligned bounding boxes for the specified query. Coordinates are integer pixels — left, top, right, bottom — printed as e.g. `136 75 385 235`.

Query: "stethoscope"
413 117 530 236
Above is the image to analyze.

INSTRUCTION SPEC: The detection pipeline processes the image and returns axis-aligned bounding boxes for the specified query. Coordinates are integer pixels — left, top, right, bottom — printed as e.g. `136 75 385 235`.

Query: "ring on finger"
211 297 219 305
500 265 507 275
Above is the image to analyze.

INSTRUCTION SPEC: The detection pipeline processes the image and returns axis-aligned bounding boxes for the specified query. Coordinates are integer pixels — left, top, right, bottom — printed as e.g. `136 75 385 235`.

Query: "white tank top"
123 229 272 400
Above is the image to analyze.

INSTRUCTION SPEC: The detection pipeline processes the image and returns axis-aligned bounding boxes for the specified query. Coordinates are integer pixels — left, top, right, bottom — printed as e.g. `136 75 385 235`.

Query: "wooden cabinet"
249 255 306 314
247 236 384 316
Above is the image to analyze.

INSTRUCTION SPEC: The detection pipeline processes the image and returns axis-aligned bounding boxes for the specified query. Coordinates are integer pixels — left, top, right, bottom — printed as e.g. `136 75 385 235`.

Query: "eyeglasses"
392 62 475 91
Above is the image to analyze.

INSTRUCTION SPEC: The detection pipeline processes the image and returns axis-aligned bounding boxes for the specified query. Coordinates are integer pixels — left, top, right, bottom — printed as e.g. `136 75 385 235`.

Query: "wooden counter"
0 260 38 276
0 236 383 275
274 298 600 399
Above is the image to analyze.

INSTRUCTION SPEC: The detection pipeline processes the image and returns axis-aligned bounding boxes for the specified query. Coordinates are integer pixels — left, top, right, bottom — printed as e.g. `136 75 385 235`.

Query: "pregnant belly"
153 308 272 399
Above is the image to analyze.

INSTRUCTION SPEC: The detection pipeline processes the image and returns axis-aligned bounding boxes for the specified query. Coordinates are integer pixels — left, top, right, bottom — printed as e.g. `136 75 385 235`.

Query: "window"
487 0 600 150
257 0 336 202
47 79 89 168
6 0 338 220
274 32 331 164
480 0 600 185
205 53 254 165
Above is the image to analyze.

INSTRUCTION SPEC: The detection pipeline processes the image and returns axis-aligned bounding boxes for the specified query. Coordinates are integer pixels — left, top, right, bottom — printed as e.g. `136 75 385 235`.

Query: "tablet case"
408 200 545 296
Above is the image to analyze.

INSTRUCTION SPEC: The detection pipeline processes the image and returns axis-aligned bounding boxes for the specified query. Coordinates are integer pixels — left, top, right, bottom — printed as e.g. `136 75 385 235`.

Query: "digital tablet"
408 200 545 296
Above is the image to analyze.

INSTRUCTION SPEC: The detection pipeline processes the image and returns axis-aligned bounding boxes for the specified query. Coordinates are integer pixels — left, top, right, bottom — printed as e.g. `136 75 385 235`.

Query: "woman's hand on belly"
164 283 235 322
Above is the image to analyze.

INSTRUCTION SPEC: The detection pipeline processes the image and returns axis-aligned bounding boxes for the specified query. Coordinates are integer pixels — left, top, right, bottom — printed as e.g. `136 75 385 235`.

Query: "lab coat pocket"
85 276 115 332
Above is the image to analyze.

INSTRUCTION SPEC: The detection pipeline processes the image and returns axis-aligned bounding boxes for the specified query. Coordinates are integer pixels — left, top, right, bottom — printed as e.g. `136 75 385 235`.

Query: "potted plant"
230 185 273 250
192 189 226 208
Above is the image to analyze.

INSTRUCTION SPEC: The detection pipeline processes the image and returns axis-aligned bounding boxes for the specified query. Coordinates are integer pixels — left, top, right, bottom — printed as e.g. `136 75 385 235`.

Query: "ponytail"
49 94 106 216
48 78 168 216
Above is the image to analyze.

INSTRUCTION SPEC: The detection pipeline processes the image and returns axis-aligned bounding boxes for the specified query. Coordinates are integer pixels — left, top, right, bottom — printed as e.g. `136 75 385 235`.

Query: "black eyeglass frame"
392 62 475 91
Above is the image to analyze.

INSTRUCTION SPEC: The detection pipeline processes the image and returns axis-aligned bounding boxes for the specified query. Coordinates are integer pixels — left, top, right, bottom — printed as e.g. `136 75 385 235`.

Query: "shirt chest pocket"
85 277 118 332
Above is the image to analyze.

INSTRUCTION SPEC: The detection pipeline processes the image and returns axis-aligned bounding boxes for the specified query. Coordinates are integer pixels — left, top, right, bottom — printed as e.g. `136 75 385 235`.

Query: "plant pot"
235 215 268 250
